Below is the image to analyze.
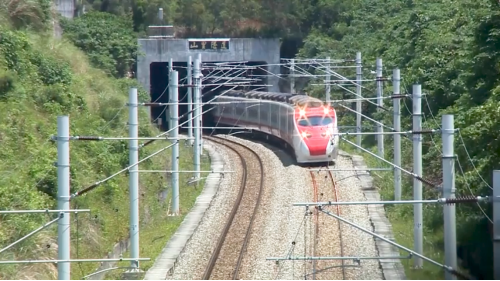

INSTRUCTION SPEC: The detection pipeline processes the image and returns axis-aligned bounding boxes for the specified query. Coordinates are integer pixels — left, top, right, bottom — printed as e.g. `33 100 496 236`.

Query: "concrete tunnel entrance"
149 61 269 133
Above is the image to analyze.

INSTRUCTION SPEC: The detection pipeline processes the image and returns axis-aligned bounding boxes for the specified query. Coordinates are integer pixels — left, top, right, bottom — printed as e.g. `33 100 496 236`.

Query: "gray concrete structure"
136 38 281 94
54 0 75 19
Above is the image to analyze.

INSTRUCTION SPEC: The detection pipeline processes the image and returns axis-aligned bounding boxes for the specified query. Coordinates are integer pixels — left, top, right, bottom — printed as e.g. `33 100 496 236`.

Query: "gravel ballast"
167 136 385 280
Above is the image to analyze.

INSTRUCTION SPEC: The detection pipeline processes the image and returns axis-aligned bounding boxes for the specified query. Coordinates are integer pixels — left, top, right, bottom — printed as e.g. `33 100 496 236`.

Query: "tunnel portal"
137 37 281 133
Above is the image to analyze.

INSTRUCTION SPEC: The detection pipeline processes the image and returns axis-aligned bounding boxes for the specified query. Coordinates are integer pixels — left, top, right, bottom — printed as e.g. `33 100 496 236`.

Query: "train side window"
260 102 269 124
280 107 287 132
248 103 258 122
266 103 272 125
271 104 278 128
235 102 245 118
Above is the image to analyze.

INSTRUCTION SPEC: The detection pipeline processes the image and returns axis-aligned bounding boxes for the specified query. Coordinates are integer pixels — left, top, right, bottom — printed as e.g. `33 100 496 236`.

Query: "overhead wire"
457 131 493 190
456 156 493 224
419 91 493 223
273 210 308 280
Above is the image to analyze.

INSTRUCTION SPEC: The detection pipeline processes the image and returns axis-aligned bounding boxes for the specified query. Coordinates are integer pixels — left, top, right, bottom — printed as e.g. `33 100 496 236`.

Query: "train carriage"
211 90 339 164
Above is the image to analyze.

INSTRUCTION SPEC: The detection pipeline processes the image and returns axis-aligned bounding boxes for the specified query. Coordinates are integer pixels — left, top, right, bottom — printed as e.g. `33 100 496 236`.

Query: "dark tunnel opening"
149 61 269 134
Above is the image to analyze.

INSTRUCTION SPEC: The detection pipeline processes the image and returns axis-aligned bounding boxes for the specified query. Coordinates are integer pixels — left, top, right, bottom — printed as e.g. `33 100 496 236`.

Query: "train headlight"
299 109 306 116
323 107 329 115
301 131 312 138
321 129 334 137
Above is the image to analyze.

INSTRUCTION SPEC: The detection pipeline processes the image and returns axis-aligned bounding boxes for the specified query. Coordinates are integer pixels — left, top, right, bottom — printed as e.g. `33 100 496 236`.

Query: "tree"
60 11 138 78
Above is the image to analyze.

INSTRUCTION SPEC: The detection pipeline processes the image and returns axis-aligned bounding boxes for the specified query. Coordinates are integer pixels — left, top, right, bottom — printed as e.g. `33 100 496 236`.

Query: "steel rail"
202 136 265 280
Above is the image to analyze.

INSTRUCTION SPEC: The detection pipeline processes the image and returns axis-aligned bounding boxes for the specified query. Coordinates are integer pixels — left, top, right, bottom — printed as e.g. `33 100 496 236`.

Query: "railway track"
308 168 346 280
309 170 320 280
202 136 265 280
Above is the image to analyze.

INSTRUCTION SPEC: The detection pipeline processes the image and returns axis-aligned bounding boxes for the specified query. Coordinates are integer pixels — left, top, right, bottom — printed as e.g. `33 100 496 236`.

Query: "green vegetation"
59 12 139 78
0 0 209 279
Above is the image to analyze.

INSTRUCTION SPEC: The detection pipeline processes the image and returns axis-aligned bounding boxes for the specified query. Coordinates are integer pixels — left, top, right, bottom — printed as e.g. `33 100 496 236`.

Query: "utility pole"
197 53 203 156
157 8 163 24
412 84 423 268
376 58 384 157
187 56 194 145
442 114 457 279
168 58 173 136
57 116 70 280
193 58 202 180
169 71 180 214
168 58 173 72
290 58 295 94
127 88 141 273
355 52 362 151
326 56 331 103
494 170 500 280
393 69 402 201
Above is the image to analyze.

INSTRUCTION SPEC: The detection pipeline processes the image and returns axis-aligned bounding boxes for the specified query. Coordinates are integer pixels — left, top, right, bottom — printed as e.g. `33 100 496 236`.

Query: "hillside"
0 1 208 279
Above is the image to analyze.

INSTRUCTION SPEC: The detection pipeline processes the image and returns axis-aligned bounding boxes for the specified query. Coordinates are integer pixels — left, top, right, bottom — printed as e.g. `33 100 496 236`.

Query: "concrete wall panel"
54 0 75 19
137 38 281 93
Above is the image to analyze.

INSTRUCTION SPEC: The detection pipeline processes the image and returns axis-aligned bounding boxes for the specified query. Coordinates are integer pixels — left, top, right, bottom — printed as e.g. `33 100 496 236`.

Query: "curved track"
202 136 265 280
309 171 320 279
308 168 346 280
327 170 346 280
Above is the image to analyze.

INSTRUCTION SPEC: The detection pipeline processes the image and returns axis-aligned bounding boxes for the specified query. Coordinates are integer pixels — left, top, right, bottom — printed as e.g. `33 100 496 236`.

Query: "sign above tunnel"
188 38 230 51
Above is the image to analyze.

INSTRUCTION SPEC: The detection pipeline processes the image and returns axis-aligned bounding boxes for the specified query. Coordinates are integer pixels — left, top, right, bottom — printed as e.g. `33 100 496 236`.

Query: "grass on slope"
339 141 445 280
105 149 212 280
0 27 210 279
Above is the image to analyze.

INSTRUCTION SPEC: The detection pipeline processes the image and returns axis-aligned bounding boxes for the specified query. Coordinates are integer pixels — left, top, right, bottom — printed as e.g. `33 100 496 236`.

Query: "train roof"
223 90 325 108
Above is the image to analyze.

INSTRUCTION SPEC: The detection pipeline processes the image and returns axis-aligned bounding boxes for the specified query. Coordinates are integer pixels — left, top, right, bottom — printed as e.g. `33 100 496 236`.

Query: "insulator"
413 129 435 134
449 268 471 280
445 195 478 205
77 136 102 141
73 182 100 198
415 176 438 188
143 102 169 107
142 140 154 147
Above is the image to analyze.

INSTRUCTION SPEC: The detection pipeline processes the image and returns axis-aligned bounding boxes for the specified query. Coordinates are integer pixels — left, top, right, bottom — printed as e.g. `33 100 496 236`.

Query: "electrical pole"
187 56 194 145
393 69 402 201
376 58 384 158
168 58 173 136
170 71 180 214
157 8 163 24
290 58 295 94
57 116 70 280
326 56 331 103
127 88 140 272
355 52 362 151
494 170 500 280
442 114 457 279
412 84 423 268
193 58 202 180
197 53 203 156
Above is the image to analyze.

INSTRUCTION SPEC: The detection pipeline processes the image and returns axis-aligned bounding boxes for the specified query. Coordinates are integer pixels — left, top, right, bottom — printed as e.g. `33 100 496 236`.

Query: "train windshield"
298 116 334 126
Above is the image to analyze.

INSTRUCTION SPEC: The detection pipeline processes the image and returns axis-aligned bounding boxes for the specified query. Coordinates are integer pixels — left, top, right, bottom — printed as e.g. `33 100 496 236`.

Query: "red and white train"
211 90 340 164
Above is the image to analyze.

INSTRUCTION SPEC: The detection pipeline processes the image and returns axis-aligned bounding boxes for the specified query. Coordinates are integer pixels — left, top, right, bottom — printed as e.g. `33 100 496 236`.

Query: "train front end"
293 105 339 164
